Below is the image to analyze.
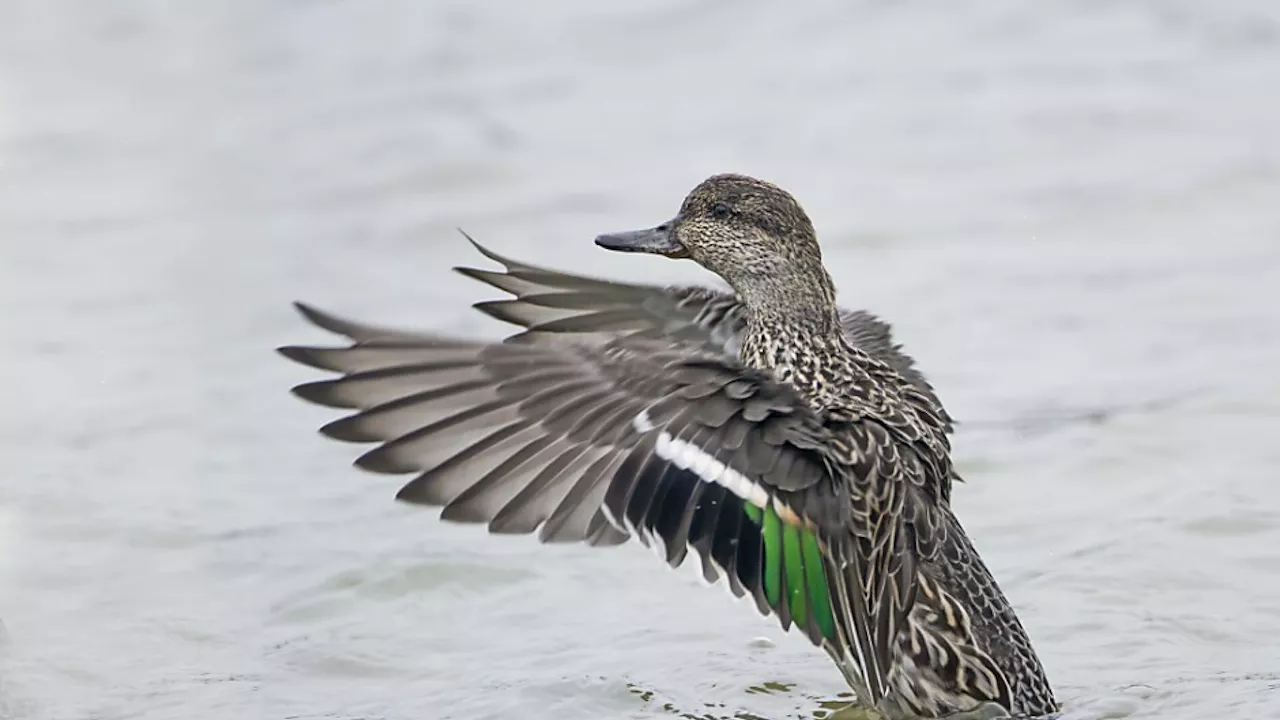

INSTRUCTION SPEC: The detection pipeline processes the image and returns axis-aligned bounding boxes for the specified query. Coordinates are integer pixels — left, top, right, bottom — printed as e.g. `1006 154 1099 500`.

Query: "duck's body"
279 174 1056 718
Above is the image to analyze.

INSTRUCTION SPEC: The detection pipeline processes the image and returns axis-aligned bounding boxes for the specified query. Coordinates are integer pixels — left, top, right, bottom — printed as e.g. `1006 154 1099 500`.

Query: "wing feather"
280 298 939 709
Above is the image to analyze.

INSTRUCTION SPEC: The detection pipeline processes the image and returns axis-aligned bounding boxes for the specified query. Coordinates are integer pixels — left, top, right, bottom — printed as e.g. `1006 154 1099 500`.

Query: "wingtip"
319 415 382 443
284 299 435 343
457 228 495 259
289 380 355 409
276 344 325 369
458 230 503 265
289 301 349 336
392 473 448 505
457 231 551 274
354 446 414 475
457 228 515 270
471 299 524 326
452 265 486 283
291 300 322 321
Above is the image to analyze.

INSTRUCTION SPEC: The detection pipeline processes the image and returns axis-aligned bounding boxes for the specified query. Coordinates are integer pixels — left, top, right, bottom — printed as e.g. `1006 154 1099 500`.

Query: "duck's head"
595 174 833 312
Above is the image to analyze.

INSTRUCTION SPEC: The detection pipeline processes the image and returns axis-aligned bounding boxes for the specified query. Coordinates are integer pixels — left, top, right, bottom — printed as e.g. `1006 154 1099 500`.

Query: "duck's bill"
594 220 689 258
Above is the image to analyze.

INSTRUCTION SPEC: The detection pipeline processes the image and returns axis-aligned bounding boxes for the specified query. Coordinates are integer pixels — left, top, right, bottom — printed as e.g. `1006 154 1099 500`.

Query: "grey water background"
2 1 1279 718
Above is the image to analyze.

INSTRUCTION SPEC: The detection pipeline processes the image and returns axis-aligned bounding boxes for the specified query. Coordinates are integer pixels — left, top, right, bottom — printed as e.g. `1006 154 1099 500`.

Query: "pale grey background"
2 1 1279 719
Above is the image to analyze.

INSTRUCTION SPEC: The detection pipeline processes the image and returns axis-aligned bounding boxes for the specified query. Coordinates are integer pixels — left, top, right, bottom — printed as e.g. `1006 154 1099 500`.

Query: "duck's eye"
711 202 731 219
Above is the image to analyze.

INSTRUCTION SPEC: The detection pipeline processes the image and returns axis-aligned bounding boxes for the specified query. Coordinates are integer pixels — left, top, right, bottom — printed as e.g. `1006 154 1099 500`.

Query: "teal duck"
278 174 1057 719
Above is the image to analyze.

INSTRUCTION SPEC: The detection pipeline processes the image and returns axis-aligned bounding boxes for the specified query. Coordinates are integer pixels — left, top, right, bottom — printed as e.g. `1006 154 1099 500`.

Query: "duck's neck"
737 266 853 396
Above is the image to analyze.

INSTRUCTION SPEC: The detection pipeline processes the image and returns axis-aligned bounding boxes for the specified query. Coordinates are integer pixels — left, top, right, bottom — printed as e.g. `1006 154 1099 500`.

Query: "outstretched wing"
279 302 925 706
454 235 954 435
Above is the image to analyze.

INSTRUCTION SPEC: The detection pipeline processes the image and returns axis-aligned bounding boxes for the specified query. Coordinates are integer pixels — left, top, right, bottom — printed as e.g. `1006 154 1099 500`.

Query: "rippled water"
2 2 1280 719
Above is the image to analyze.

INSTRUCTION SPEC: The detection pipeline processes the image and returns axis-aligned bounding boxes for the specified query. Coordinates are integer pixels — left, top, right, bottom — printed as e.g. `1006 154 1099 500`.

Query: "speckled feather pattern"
279 174 1057 719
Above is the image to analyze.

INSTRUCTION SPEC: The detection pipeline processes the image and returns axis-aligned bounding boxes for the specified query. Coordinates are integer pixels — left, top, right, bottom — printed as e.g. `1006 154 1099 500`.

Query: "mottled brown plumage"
278 173 1057 719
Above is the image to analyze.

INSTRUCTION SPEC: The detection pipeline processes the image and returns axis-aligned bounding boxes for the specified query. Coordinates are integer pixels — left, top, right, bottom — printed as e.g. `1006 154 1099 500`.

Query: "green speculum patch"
743 502 837 641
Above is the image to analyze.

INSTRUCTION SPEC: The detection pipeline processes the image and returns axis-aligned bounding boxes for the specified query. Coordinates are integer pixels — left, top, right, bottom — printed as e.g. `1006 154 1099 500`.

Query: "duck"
277 173 1057 719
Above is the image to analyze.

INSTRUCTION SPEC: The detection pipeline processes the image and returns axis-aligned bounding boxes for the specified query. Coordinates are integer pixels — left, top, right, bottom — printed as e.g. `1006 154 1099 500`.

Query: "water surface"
2 2 1279 719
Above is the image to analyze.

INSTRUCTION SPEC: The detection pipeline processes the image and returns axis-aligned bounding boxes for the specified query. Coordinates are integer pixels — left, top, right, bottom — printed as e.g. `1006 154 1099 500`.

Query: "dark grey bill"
594 219 687 257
